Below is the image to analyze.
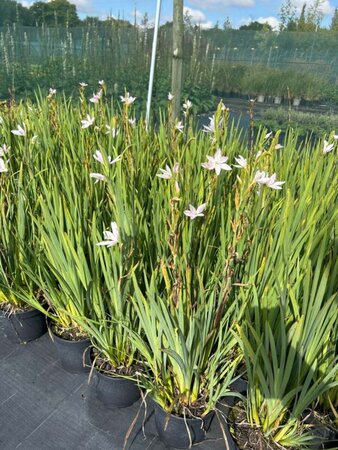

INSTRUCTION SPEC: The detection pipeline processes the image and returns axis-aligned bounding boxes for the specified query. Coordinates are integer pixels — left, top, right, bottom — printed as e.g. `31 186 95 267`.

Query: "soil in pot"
51 325 91 373
93 351 141 409
230 403 337 449
0 304 47 344
229 402 286 450
153 402 215 449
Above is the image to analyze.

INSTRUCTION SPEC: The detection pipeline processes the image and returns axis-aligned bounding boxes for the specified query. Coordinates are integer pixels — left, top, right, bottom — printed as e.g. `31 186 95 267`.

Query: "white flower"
264 132 273 140
120 92 136 106
323 140 334 154
93 150 105 164
266 173 285 190
184 203 207 220
90 173 106 183
234 155 247 169
105 125 119 137
333 135 338 140
90 90 102 104
203 115 223 134
175 121 184 133
275 144 283 150
254 170 270 185
202 149 232 176
97 222 119 248
48 88 56 96
0 144 10 156
81 114 95 129
128 118 136 127
220 101 229 112
203 116 216 133
31 135 38 144
254 170 284 190
92 150 121 166
109 155 122 165
79 82 88 87
98 80 105 86
0 158 8 173
156 165 172 180
173 162 180 174
168 92 174 101
183 100 192 110
11 124 26 137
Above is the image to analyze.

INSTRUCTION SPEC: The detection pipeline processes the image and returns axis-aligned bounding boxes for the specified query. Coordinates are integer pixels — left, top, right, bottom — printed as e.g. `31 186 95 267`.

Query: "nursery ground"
0 332 235 450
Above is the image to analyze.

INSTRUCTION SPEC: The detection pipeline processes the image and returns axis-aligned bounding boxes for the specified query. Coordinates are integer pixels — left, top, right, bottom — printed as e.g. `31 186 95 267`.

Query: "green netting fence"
1 24 338 110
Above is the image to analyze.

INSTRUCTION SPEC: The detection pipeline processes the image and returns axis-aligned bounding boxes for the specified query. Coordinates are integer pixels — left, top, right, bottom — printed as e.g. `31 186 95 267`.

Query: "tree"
297 4 307 31
295 1 324 32
331 8 338 31
223 17 232 30
0 0 33 26
239 21 272 32
307 0 324 30
30 1 51 26
279 0 297 31
30 0 80 26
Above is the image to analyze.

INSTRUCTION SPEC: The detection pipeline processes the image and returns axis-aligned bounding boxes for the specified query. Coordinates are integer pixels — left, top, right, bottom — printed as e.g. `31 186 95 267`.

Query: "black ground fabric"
0 332 233 450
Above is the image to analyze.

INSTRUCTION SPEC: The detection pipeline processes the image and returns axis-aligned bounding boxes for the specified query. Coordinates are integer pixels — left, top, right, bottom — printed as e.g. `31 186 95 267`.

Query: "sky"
20 1 338 29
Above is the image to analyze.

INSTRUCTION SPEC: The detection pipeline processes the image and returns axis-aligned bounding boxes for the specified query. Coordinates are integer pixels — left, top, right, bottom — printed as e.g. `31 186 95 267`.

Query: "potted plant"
119 104 260 448
129 269 243 448
26 182 95 373
243 66 269 102
74 229 141 408
0 161 48 343
237 252 338 448
265 70 286 105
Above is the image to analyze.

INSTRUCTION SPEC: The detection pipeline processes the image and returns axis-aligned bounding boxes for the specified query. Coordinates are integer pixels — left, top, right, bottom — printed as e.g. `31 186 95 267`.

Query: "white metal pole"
146 0 162 129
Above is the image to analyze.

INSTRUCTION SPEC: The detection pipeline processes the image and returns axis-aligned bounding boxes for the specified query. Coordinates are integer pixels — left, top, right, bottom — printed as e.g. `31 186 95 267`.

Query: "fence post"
171 0 184 121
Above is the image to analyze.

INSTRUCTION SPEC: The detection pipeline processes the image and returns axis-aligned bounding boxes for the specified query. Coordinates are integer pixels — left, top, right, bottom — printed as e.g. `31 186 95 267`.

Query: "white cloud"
132 10 145 21
291 0 334 15
188 0 255 8
239 16 280 31
257 16 280 31
99 12 116 21
184 6 214 28
240 15 280 31
63 0 92 14
184 6 207 23
200 21 214 29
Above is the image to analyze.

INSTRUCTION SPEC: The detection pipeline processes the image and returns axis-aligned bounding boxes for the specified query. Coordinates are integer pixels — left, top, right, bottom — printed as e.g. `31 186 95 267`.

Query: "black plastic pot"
95 369 141 408
51 331 91 373
154 402 215 449
0 308 47 343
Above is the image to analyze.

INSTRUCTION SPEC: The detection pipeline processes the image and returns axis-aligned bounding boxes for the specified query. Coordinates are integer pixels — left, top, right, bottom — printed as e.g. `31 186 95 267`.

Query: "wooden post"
171 0 184 121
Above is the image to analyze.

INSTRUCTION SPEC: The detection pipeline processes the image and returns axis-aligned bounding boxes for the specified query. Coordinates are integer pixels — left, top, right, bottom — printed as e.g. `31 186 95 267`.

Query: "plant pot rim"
153 401 215 423
51 329 90 344
94 367 136 381
0 305 38 316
